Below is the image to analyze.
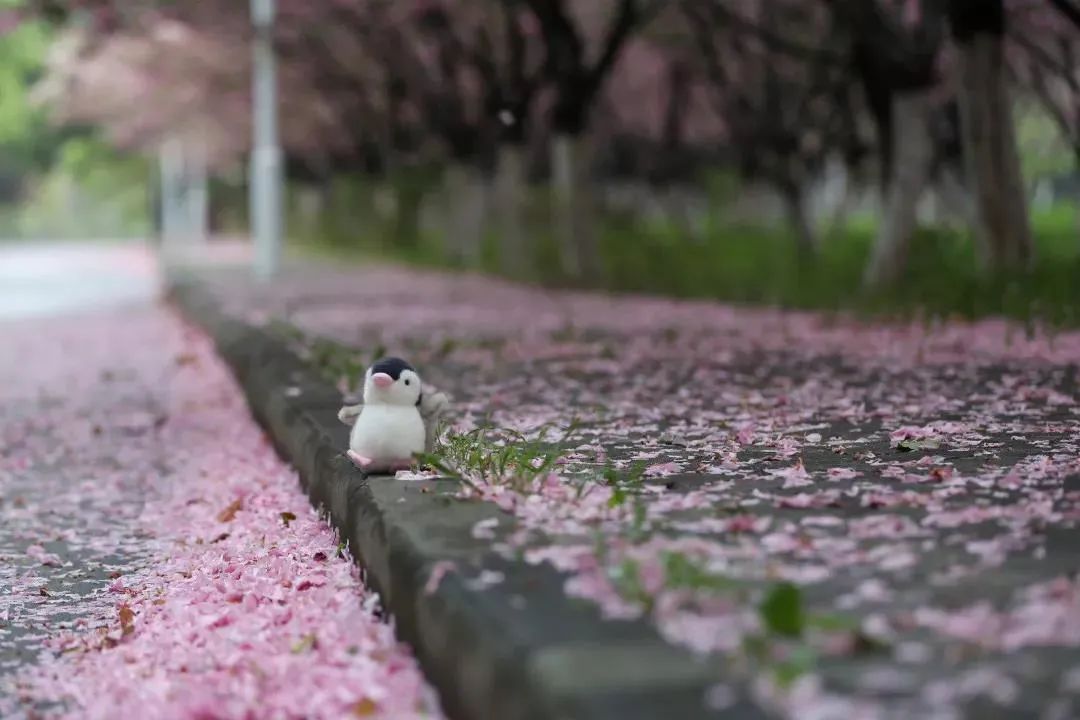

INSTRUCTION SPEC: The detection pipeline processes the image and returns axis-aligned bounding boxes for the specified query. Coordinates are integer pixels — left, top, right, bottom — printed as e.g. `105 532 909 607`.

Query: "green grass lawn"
289 184 1080 329
587 206 1080 328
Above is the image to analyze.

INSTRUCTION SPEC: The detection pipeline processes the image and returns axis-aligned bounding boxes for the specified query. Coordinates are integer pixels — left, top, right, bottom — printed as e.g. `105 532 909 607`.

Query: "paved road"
0 240 160 319
0 241 162 706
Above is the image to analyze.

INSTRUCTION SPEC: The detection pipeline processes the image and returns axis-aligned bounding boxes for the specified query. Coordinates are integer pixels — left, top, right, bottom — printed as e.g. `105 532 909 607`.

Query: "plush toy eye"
404 379 411 386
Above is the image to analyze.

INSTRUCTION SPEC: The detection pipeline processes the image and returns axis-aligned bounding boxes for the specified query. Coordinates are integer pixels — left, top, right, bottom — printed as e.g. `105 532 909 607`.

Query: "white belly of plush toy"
349 405 426 466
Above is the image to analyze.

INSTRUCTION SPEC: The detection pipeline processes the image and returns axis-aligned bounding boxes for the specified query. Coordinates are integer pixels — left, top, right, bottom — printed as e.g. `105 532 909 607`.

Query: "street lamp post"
159 136 184 256
187 137 209 243
250 0 282 280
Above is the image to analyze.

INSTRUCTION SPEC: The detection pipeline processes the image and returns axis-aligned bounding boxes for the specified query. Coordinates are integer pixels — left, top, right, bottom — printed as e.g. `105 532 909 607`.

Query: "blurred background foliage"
0 9 149 237
1 0 1078 324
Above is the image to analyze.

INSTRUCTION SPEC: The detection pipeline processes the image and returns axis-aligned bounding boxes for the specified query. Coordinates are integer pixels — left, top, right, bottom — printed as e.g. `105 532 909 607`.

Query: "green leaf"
897 437 940 452
344 358 364 391
436 338 457 357
609 558 650 607
760 582 805 638
291 633 317 654
741 633 770 661
771 645 816 688
805 612 859 632
850 629 889 655
631 497 648 533
415 452 455 477
661 552 739 592
593 533 610 566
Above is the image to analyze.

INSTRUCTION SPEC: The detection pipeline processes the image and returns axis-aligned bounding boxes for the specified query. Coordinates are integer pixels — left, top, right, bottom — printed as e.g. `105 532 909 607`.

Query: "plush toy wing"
338 386 450 454
338 403 362 426
418 390 449 453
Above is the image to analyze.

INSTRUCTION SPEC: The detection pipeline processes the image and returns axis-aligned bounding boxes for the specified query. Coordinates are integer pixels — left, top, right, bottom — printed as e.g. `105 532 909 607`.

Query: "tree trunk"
864 91 935 288
442 163 487 267
955 28 1033 270
392 179 424 250
822 156 851 235
551 133 600 281
782 185 818 260
828 166 860 237
496 144 529 277
296 185 324 240
918 187 940 227
938 167 976 230
662 185 707 244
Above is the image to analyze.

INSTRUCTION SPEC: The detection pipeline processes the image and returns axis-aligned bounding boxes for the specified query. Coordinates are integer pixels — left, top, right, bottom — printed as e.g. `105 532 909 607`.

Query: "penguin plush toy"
338 357 448 474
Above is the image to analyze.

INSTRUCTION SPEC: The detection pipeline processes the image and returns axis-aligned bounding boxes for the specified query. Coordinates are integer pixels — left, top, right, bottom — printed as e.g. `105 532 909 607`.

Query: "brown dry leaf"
217 498 243 523
930 467 952 481
175 353 198 367
352 698 379 717
280 511 297 527
118 605 135 636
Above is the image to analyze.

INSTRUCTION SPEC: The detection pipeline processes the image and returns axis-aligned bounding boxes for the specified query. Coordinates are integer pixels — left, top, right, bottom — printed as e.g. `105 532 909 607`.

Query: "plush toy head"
363 357 423 407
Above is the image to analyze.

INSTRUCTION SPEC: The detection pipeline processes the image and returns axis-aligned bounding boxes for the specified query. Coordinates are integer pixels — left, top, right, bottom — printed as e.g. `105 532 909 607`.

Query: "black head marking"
370 357 415 381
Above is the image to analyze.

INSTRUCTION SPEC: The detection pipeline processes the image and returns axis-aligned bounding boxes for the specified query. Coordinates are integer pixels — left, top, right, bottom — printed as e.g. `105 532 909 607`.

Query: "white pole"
187 137 209 243
251 0 282 280
160 136 183 256
159 141 171 247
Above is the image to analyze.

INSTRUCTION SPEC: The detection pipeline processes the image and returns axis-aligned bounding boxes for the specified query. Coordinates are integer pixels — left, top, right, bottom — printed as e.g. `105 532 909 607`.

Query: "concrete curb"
169 278 751 720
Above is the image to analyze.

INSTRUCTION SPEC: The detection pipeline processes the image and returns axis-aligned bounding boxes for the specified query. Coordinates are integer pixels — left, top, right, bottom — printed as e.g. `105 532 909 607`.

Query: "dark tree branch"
682 0 847 66
1008 30 1077 81
1026 58 1078 146
589 0 639 90
525 0 584 80
1047 0 1080 31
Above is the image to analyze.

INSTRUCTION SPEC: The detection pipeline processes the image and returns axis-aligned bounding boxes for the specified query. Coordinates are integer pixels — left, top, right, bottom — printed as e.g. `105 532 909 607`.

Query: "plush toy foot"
347 450 374 469
347 452 415 474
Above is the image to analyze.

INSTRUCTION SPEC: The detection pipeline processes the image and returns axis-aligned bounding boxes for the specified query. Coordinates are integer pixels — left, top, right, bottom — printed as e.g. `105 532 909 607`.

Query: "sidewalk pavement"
174 258 1080 720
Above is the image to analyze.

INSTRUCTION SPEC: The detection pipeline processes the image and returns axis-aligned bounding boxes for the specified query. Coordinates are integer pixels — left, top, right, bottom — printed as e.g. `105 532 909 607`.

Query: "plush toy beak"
371 372 394 389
